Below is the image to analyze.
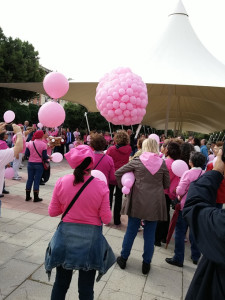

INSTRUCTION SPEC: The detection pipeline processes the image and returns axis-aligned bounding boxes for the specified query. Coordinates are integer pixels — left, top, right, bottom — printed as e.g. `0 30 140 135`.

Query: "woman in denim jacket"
46 145 115 300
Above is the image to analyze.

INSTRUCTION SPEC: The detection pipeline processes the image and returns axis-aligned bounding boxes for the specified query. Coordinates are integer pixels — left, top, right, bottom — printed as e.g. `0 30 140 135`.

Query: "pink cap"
64 145 94 169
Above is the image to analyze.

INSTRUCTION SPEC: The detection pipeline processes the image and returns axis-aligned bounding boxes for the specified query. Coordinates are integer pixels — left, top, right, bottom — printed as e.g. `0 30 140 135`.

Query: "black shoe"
142 261 151 275
191 257 199 265
2 190 9 194
154 241 161 247
117 256 127 269
39 182 45 185
0 194 4 198
165 258 183 267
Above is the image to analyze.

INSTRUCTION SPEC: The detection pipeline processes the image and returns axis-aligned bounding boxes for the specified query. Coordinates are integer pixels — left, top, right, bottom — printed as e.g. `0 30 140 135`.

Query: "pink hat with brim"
64 145 94 169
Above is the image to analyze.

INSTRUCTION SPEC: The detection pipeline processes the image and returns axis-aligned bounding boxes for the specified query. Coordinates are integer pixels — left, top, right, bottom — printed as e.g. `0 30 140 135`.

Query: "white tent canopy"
1 0 225 134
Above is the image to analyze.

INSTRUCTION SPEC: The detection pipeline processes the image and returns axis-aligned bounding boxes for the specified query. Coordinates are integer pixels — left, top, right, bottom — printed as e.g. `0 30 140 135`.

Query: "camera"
5 124 13 131
222 141 225 163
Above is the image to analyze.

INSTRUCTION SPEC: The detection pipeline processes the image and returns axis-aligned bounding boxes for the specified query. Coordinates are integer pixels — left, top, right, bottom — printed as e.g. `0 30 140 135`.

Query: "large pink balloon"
5 167 15 179
171 160 189 177
121 172 135 188
91 170 107 184
95 67 148 125
149 134 160 144
38 101 65 127
51 152 63 163
43 72 69 99
4 110 15 123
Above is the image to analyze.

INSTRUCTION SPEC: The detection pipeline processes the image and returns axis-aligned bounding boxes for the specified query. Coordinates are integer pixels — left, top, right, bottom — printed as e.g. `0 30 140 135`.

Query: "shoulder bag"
33 141 50 171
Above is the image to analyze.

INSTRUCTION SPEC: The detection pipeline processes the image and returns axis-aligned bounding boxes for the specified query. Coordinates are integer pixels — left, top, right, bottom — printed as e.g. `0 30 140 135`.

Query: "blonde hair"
142 138 159 154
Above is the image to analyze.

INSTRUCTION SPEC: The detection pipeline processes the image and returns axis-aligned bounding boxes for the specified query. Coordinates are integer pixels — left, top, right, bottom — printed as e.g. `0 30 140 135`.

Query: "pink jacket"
27 140 47 162
176 168 204 210
93 153 117 185
164 158 180 200
49 174 112 226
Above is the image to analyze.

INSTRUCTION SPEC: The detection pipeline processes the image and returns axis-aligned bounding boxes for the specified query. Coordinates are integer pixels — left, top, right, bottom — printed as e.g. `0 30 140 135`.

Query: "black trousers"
51 266 96 300
109 184 123 225
155 194 171 242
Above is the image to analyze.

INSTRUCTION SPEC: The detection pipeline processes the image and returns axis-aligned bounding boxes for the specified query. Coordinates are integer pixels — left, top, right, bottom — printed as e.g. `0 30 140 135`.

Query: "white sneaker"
12 177 21 180
20 164 24 167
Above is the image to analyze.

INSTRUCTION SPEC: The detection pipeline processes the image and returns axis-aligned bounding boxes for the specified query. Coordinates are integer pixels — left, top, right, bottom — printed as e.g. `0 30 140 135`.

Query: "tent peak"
169 0 188 17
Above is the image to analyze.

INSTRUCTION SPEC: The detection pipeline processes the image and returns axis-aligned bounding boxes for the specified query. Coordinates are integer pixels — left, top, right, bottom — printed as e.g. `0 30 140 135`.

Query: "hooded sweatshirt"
106 144 132 171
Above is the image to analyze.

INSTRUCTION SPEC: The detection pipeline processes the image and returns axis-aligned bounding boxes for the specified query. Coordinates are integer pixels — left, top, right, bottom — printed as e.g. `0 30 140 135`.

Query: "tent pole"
135 124 142 139
84 112 90 134
108 122 112 138
164 85 172 137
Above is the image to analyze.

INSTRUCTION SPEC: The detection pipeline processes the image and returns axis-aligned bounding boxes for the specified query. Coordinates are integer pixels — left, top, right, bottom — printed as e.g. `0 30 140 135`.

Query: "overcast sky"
1 0 225 81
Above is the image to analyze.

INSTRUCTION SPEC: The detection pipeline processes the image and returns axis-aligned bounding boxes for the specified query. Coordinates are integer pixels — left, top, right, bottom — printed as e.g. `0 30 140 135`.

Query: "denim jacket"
45 222 115 281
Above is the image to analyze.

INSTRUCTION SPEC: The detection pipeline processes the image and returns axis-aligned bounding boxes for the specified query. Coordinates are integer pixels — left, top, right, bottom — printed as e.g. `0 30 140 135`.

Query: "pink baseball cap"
64 145 94 169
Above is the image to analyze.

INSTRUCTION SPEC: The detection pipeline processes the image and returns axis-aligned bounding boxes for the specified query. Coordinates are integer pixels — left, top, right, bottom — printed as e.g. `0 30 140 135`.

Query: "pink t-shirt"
0 140 8 150
27 140 47 162
49 175 112 225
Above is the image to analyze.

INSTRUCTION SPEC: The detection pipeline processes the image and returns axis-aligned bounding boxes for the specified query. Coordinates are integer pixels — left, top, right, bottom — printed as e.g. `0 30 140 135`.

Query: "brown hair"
216 141 224 148
90 133 106 151
114 130 130 146
137 137 146 149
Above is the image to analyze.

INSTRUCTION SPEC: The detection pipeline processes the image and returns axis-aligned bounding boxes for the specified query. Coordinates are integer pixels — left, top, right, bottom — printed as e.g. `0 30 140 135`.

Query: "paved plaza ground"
0 159 197 300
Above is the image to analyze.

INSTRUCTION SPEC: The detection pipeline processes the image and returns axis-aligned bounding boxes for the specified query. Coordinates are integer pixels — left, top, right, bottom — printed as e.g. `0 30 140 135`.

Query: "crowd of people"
0 120 224 299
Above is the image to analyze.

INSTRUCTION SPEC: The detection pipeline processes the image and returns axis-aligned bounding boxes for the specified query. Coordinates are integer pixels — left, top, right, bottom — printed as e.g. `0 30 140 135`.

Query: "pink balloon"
51 152 63 163
95 67 148 125
4 110 15 123
149 134 160 144
5 167 15 179
37 123 43 129
121 172 135 188
43 72 69 99
122 186 130 195
91 170 107 184
171 160 189 177
38 101 65 127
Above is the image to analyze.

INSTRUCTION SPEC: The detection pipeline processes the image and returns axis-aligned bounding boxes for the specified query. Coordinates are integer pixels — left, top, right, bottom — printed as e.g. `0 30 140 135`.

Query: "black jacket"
183 171 225 300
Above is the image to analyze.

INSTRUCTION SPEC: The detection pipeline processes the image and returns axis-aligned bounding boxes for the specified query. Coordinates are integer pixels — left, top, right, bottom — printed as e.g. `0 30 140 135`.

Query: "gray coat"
115 157 170 221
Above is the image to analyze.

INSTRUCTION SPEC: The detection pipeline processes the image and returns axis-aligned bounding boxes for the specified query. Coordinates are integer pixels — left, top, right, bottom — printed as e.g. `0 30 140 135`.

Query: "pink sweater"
27 140 47 162
49 174 112 225
93 153 116 185
176 168 204 210
164 158 180 200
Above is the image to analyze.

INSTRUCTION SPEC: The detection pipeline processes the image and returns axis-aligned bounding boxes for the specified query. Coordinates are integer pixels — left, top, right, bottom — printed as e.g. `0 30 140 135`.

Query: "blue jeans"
121 216 157 264
26 162 44 191
174 211 200 263
51 266 96 300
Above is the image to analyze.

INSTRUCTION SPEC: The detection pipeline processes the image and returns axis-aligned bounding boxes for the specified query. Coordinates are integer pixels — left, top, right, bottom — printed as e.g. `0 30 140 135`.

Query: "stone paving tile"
0 231 13 242
5 279 52 300
99 288 141 300
0 259 39 297
144 265 182 300
0 219 32 234
30 215 60 231
6 227 48 247
0 242 25 266
104 268 146 297
0 208 26 219
14 238 49 265
142 292 171 300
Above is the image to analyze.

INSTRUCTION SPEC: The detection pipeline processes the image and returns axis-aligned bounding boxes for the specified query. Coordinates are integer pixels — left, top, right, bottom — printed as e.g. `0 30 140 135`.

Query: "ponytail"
73 157 92 185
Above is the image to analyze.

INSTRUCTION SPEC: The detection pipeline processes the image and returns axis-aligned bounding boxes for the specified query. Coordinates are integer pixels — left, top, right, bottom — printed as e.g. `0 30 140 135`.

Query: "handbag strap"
61 176 94 220
93 154 105 169
33 142 42 159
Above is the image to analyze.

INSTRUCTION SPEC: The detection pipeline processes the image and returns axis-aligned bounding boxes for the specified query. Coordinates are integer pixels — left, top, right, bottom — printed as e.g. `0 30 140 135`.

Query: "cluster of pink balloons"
171 160 189 178
121 172 135 194
38 72 68 128
4 110 15 123
95 67 148 125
